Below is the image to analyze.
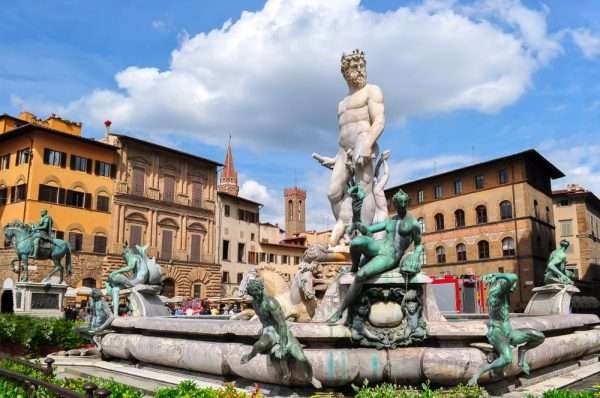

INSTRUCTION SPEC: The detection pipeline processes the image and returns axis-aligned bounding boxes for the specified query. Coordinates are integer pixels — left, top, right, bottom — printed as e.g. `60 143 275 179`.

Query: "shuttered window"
191 183 202 207
161 230 173 260
190 234 201 262
129 225 142 248
132 168 145 196
93 235 107 254
163 176 175 202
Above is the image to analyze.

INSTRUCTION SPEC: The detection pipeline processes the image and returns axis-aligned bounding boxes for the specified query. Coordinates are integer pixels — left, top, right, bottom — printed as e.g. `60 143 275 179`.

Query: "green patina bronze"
3 210 72 283
105 243 162 317
544 239 575 285
468 273 545 385
327 188 423 323
241 279 322 389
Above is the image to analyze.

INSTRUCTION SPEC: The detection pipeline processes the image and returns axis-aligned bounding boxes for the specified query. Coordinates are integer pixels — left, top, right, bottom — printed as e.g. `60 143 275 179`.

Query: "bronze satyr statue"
241 279 322 389
544 239 574 285
469 273 545 385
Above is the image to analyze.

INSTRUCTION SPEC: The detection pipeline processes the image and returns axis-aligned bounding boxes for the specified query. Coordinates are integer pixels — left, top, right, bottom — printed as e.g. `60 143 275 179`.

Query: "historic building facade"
385 149 564 308
216 142 262 296
0 112 118 311
102 133 222 299
553 184 600 281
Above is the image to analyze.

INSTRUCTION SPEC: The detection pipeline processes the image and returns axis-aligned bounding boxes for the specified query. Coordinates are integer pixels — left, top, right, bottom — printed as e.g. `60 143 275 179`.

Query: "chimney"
104 120 112 137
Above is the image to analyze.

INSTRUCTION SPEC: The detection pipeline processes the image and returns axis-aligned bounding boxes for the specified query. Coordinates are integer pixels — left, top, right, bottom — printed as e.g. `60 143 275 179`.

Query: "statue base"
13 282 67 318
125 285 170 317
340 271 435 349
524 284 580 315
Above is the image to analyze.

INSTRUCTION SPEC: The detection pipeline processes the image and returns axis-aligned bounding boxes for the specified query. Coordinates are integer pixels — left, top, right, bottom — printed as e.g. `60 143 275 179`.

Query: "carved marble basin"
369 302 403 327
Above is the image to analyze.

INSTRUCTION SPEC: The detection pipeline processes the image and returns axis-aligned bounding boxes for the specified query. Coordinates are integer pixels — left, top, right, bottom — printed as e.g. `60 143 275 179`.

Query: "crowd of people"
65 298 248 320
166 299 246 316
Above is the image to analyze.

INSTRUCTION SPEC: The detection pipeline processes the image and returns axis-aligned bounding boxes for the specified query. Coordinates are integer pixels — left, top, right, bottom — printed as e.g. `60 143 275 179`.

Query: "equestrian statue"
3 209 72 283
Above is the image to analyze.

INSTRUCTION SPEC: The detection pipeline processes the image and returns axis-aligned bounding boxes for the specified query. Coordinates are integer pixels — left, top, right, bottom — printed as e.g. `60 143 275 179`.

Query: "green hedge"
350 382 489 398
0 314 86 354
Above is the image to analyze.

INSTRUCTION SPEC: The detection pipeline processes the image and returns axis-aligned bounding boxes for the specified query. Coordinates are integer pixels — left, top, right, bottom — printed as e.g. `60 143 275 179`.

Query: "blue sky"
2 0 600 228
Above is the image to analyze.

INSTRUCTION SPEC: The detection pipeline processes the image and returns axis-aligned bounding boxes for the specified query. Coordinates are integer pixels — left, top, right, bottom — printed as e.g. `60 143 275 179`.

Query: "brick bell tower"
284 187 306 237
218 139 239 196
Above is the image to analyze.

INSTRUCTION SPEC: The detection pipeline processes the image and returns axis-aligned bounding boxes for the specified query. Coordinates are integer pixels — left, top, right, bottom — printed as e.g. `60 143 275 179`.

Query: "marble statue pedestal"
14 282 67 318
524 284 580 315
124 285 170 317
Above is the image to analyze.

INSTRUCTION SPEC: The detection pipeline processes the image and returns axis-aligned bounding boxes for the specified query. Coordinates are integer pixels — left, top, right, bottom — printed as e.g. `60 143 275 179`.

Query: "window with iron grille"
478 240 490 259
476 205 487 224
436 246 446 264
456 244 467 261
502 237 515 256
455 209 465 227
500 201 512 220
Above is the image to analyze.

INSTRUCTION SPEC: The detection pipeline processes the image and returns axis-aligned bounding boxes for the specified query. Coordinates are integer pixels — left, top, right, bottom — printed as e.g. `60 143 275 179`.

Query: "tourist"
185 307 194 316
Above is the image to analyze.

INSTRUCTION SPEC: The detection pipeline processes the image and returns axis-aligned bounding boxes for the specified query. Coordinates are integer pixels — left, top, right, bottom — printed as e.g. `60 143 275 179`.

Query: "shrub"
0 314 86 354
351 381 489 398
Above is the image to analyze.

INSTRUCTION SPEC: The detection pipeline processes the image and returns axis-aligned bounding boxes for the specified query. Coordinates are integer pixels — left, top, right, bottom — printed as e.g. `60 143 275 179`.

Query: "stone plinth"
127 285 171 317
14 282 67 318
524 284 580 316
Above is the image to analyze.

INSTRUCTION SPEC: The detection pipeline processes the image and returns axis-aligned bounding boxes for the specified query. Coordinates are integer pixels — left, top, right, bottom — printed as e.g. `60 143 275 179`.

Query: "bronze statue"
105 243 162 316
544 239 574 285
468 273 545 385
327 189 423 323
3 211 72 283
241 279 322 389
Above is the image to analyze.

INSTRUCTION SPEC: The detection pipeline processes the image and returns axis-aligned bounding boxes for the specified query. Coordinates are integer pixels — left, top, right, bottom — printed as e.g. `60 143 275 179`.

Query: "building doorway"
1 290 13 313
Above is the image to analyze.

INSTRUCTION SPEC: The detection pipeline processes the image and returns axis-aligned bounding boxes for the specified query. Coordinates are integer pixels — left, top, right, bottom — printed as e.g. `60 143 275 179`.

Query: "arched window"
161 278 176 298
288 200 294 221
434 213 444 231
298 200 303 221
478 240 490 259
436 246 446 263
456 243 467 262
417 217 425 233
500 201 513 220
502 237 515 256
82 278 96 288
476 205 487 224
455 209 465 228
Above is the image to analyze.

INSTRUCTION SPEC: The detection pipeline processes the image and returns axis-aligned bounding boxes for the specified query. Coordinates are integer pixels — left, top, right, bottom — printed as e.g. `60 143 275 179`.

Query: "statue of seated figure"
105 243 162 317
328 189 423 323
544 239 575 285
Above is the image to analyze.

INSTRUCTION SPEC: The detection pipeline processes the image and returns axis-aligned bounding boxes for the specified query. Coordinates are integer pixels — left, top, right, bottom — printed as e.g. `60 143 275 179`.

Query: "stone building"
216 142 262 296
385 149 564 308
258 222 305 278
552 184 600 281
102 132 222 299
0 112 118 312
284 187 306 237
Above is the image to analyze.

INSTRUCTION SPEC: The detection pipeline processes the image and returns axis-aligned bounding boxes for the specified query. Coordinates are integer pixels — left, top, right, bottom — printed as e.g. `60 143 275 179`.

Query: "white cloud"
239 179 284 226
539 140 600 195
570 28 600 58
38 0 561 152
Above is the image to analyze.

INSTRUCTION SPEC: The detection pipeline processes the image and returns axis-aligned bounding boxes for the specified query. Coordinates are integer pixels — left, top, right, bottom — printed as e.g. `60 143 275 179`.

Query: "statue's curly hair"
340 49 366 74
392 189 409 208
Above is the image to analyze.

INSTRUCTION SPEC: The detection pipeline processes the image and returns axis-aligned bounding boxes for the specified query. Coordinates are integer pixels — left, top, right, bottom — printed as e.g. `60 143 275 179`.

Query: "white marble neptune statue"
313 49 386 246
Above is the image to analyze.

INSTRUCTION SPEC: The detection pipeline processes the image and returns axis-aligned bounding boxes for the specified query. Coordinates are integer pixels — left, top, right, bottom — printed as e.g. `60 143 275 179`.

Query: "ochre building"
553 184 600 281
385 149 564 309
0 112 118 307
